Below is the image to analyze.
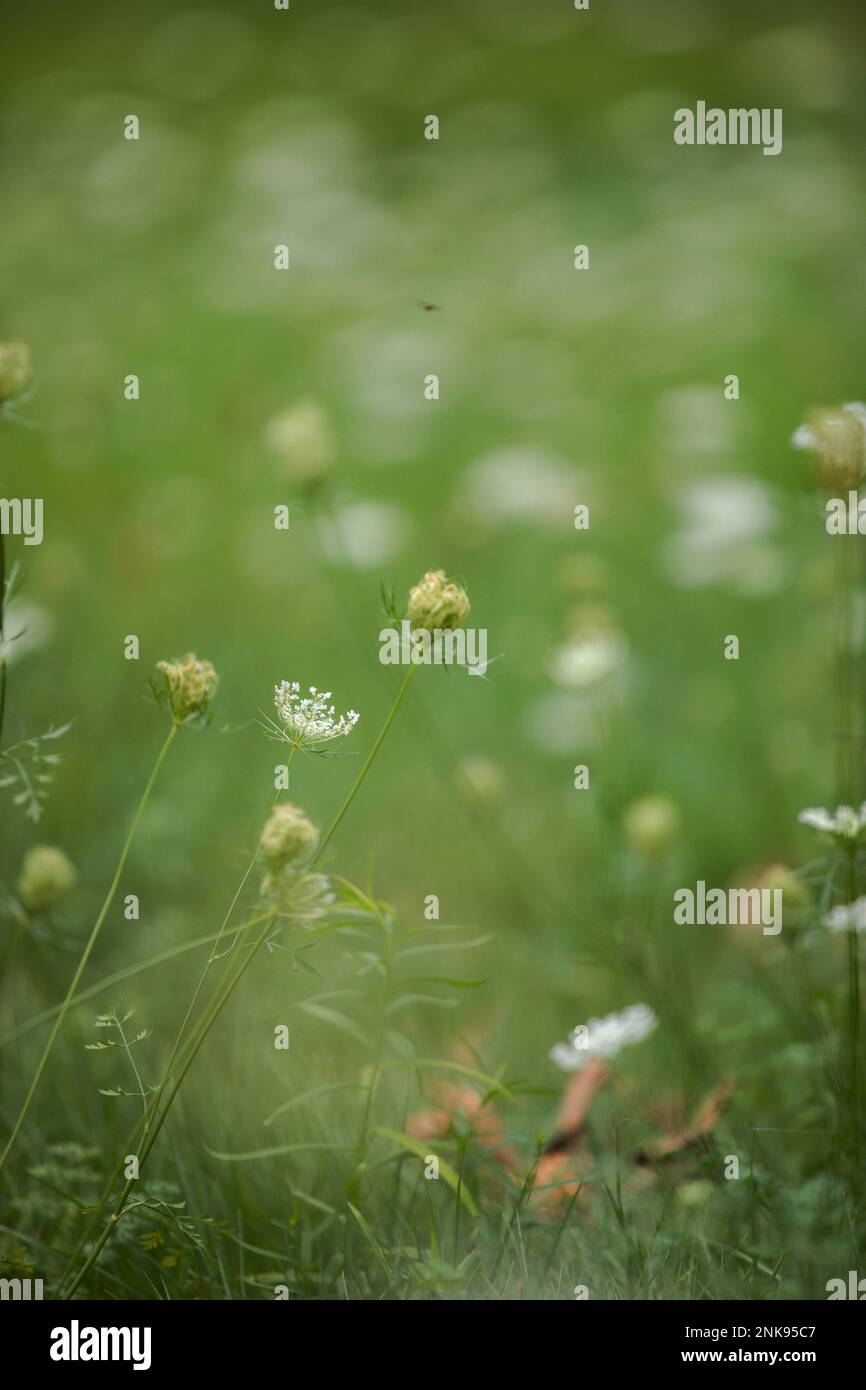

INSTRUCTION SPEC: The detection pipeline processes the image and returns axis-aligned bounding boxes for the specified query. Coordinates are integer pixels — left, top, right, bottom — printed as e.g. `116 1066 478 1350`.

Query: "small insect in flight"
418 301 442 312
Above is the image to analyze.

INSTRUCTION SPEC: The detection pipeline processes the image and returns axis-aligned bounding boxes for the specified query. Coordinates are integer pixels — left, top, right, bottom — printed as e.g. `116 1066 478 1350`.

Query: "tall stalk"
836 525 861 1146
65 908 276 1296
66 672 418 1292
314 663 416 864
0 720 180 1173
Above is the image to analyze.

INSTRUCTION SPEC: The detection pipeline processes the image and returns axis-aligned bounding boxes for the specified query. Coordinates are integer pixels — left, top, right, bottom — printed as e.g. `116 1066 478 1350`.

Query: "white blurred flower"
550 1003 658 1071
457 446 584 529
824 898 866 934
273 682 359 749
264 400 332 488
0 600 54 667
549 629 629 691
663 475 782 595
798 804 866 840
524 691 604 756
317 499 410 570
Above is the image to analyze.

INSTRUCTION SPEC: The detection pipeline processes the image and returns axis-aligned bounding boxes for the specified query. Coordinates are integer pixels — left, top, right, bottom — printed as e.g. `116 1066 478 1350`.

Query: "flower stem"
314 663 417 865
65 910 275 1296
60 748 299 1290
0 720 179 1174
0 533 7 746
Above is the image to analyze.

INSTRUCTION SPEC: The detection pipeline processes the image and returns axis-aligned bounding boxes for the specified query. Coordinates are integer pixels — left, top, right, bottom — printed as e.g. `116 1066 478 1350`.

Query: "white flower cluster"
274 682 359 748
824 898 866 935
798 804 866 840
550 1003 657 1072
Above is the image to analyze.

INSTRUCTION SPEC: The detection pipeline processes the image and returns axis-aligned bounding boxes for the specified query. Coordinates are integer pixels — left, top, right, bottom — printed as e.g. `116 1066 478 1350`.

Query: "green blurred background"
2 0 866 1297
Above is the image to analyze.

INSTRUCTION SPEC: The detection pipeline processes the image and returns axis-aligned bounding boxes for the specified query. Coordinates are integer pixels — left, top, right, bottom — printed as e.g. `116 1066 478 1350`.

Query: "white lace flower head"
273 682 359 750
550 1003 657 1072
798 803 866 840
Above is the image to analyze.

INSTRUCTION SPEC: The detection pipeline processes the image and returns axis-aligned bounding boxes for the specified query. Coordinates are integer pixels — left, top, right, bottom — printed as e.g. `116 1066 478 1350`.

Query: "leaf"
385 994 457 1015
373 1129 478 1216
296 1002 370 1047
204 1141 352 1162
263 1081 365 1127
393 934 492 962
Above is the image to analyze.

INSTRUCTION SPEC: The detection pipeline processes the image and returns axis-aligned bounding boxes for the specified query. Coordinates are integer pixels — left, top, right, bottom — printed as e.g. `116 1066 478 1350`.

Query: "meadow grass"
1 0 865 1302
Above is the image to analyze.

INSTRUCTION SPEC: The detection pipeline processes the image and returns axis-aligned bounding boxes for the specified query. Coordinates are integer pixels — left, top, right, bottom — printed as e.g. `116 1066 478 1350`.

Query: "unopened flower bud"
156 653 219 722
260 802 319 867
0 340 32 404
17 845 77 912
407 570 470 632
793 404 866 491
263 401 332 489
757 863 811 913
260 867 335 926
622 795 680 859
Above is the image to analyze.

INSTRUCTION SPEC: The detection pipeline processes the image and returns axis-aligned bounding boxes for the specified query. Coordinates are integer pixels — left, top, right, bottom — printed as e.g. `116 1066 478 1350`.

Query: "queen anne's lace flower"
798 803 866 840
157 654 219 722
274 682 359 749
824 898 866 934
550 1003 657 1072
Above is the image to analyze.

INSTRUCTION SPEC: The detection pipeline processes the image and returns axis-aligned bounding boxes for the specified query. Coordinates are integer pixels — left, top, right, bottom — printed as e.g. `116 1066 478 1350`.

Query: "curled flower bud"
263 401 332 489
17 845 77 913
407 570 470 632
260 866 335 927
260 802 319 868
156 653 219 723
622 795 680 859
792 404 866 491
0 340 32 404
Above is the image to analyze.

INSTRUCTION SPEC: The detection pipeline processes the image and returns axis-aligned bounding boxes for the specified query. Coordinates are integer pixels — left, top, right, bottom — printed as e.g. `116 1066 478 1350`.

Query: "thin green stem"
58 750 298 1291
66 911 275 1297
346 901 393 1203
58 907 273 1291
314 664 417 865
0 532 7 745
0 721 179 1174
162 744 296 1081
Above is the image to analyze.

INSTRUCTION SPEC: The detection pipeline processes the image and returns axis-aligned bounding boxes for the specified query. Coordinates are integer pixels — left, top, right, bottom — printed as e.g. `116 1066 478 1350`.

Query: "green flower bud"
799 406 866 491
263 401 332 489
757 863 811 913
260 867 335 926
0 340 32 404
622 795 680 859
407 570 470 632
156 653 219 723
260 803 319 868
17 845 77 912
